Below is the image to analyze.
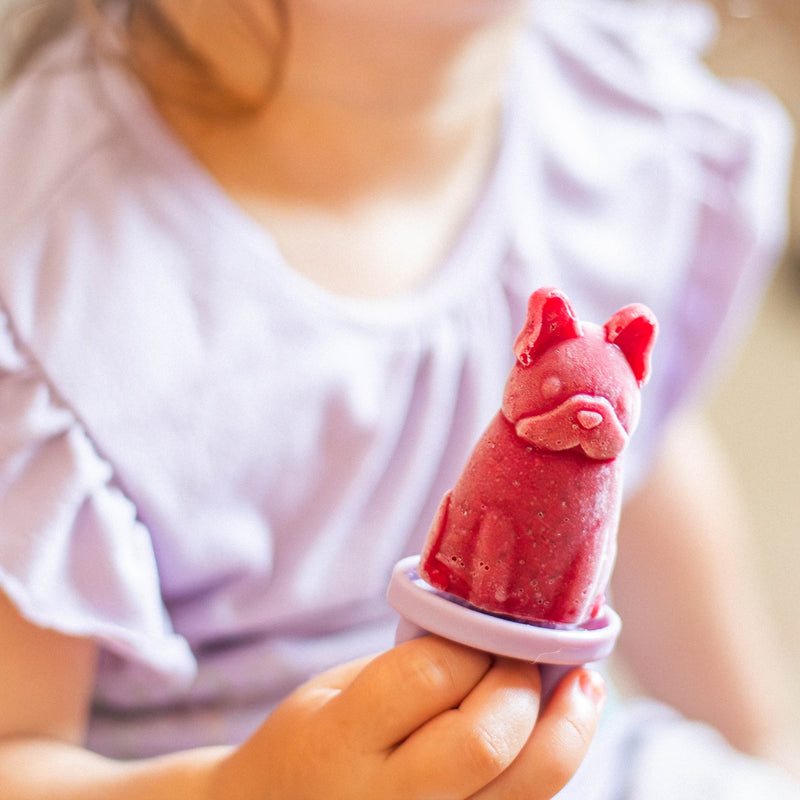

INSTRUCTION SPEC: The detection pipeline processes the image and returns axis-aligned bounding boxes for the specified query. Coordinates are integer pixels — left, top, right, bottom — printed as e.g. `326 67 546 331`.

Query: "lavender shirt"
0 0 792 775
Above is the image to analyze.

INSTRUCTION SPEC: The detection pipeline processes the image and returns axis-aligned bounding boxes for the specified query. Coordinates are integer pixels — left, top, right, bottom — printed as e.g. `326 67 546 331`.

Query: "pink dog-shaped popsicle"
420 287 658 626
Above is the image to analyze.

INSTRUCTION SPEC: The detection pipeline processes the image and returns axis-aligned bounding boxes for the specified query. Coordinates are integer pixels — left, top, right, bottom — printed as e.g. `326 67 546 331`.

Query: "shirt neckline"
94 37 527 331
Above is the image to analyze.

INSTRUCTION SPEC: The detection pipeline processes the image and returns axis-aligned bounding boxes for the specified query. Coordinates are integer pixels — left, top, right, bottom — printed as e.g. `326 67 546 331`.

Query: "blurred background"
1 0 798 719
704 0 800 717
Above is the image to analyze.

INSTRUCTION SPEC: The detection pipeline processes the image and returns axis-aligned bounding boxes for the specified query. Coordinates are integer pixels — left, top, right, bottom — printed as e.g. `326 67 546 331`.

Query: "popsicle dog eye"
541 375 562 399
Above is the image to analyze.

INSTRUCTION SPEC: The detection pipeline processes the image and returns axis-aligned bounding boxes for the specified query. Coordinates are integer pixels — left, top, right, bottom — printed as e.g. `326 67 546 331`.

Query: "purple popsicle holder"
387 555 621 703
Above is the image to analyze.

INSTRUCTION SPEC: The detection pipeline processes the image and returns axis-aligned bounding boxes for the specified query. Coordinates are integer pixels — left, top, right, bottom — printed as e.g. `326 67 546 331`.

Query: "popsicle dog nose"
576 409 603 430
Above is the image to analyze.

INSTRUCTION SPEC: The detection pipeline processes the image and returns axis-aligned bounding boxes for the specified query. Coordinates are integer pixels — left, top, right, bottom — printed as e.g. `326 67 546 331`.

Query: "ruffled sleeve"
0 307 197 689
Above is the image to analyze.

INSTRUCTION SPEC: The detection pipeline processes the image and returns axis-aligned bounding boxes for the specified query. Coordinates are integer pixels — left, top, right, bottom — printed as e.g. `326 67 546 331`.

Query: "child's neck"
131 2 527 298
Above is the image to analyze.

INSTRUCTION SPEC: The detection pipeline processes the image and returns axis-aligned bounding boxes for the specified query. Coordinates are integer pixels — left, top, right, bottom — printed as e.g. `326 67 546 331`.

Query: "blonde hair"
1 0 289 113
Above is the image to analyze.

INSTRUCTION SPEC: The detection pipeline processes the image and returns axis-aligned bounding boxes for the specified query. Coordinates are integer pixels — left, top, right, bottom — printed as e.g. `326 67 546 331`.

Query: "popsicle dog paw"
420 288 657 626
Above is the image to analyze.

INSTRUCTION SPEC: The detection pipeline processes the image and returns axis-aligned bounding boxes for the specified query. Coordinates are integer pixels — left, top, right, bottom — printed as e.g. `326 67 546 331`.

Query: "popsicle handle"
394 615 428 646
537 663 577 704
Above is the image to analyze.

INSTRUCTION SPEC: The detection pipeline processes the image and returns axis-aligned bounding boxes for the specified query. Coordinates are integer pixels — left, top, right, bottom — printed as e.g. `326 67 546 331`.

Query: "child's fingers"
471 667 606 800
386 657 542 798
326 636 493 751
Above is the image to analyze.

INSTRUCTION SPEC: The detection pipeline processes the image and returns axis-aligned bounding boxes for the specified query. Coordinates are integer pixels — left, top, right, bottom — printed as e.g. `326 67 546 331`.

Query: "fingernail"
578 670 607 710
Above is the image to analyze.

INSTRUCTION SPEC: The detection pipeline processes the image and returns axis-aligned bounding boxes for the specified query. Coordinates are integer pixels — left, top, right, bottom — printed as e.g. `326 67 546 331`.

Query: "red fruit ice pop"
388 288 657 695
419 289 657 625
419 287 657 627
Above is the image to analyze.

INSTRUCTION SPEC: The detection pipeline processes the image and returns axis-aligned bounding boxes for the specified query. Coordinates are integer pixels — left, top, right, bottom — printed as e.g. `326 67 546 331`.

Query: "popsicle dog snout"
514 394 629 460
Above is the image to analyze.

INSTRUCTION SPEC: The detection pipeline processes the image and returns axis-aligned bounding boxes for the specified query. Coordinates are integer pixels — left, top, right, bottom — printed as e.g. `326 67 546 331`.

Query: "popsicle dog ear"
514 287 582 366
604 304 658 386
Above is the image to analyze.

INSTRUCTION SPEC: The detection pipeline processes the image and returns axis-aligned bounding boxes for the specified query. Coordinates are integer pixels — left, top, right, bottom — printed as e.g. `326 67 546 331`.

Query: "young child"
0 1 798 798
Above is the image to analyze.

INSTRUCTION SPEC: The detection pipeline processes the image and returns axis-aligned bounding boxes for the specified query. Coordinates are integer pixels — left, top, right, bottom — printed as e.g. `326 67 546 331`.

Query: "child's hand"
210 635 605 800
